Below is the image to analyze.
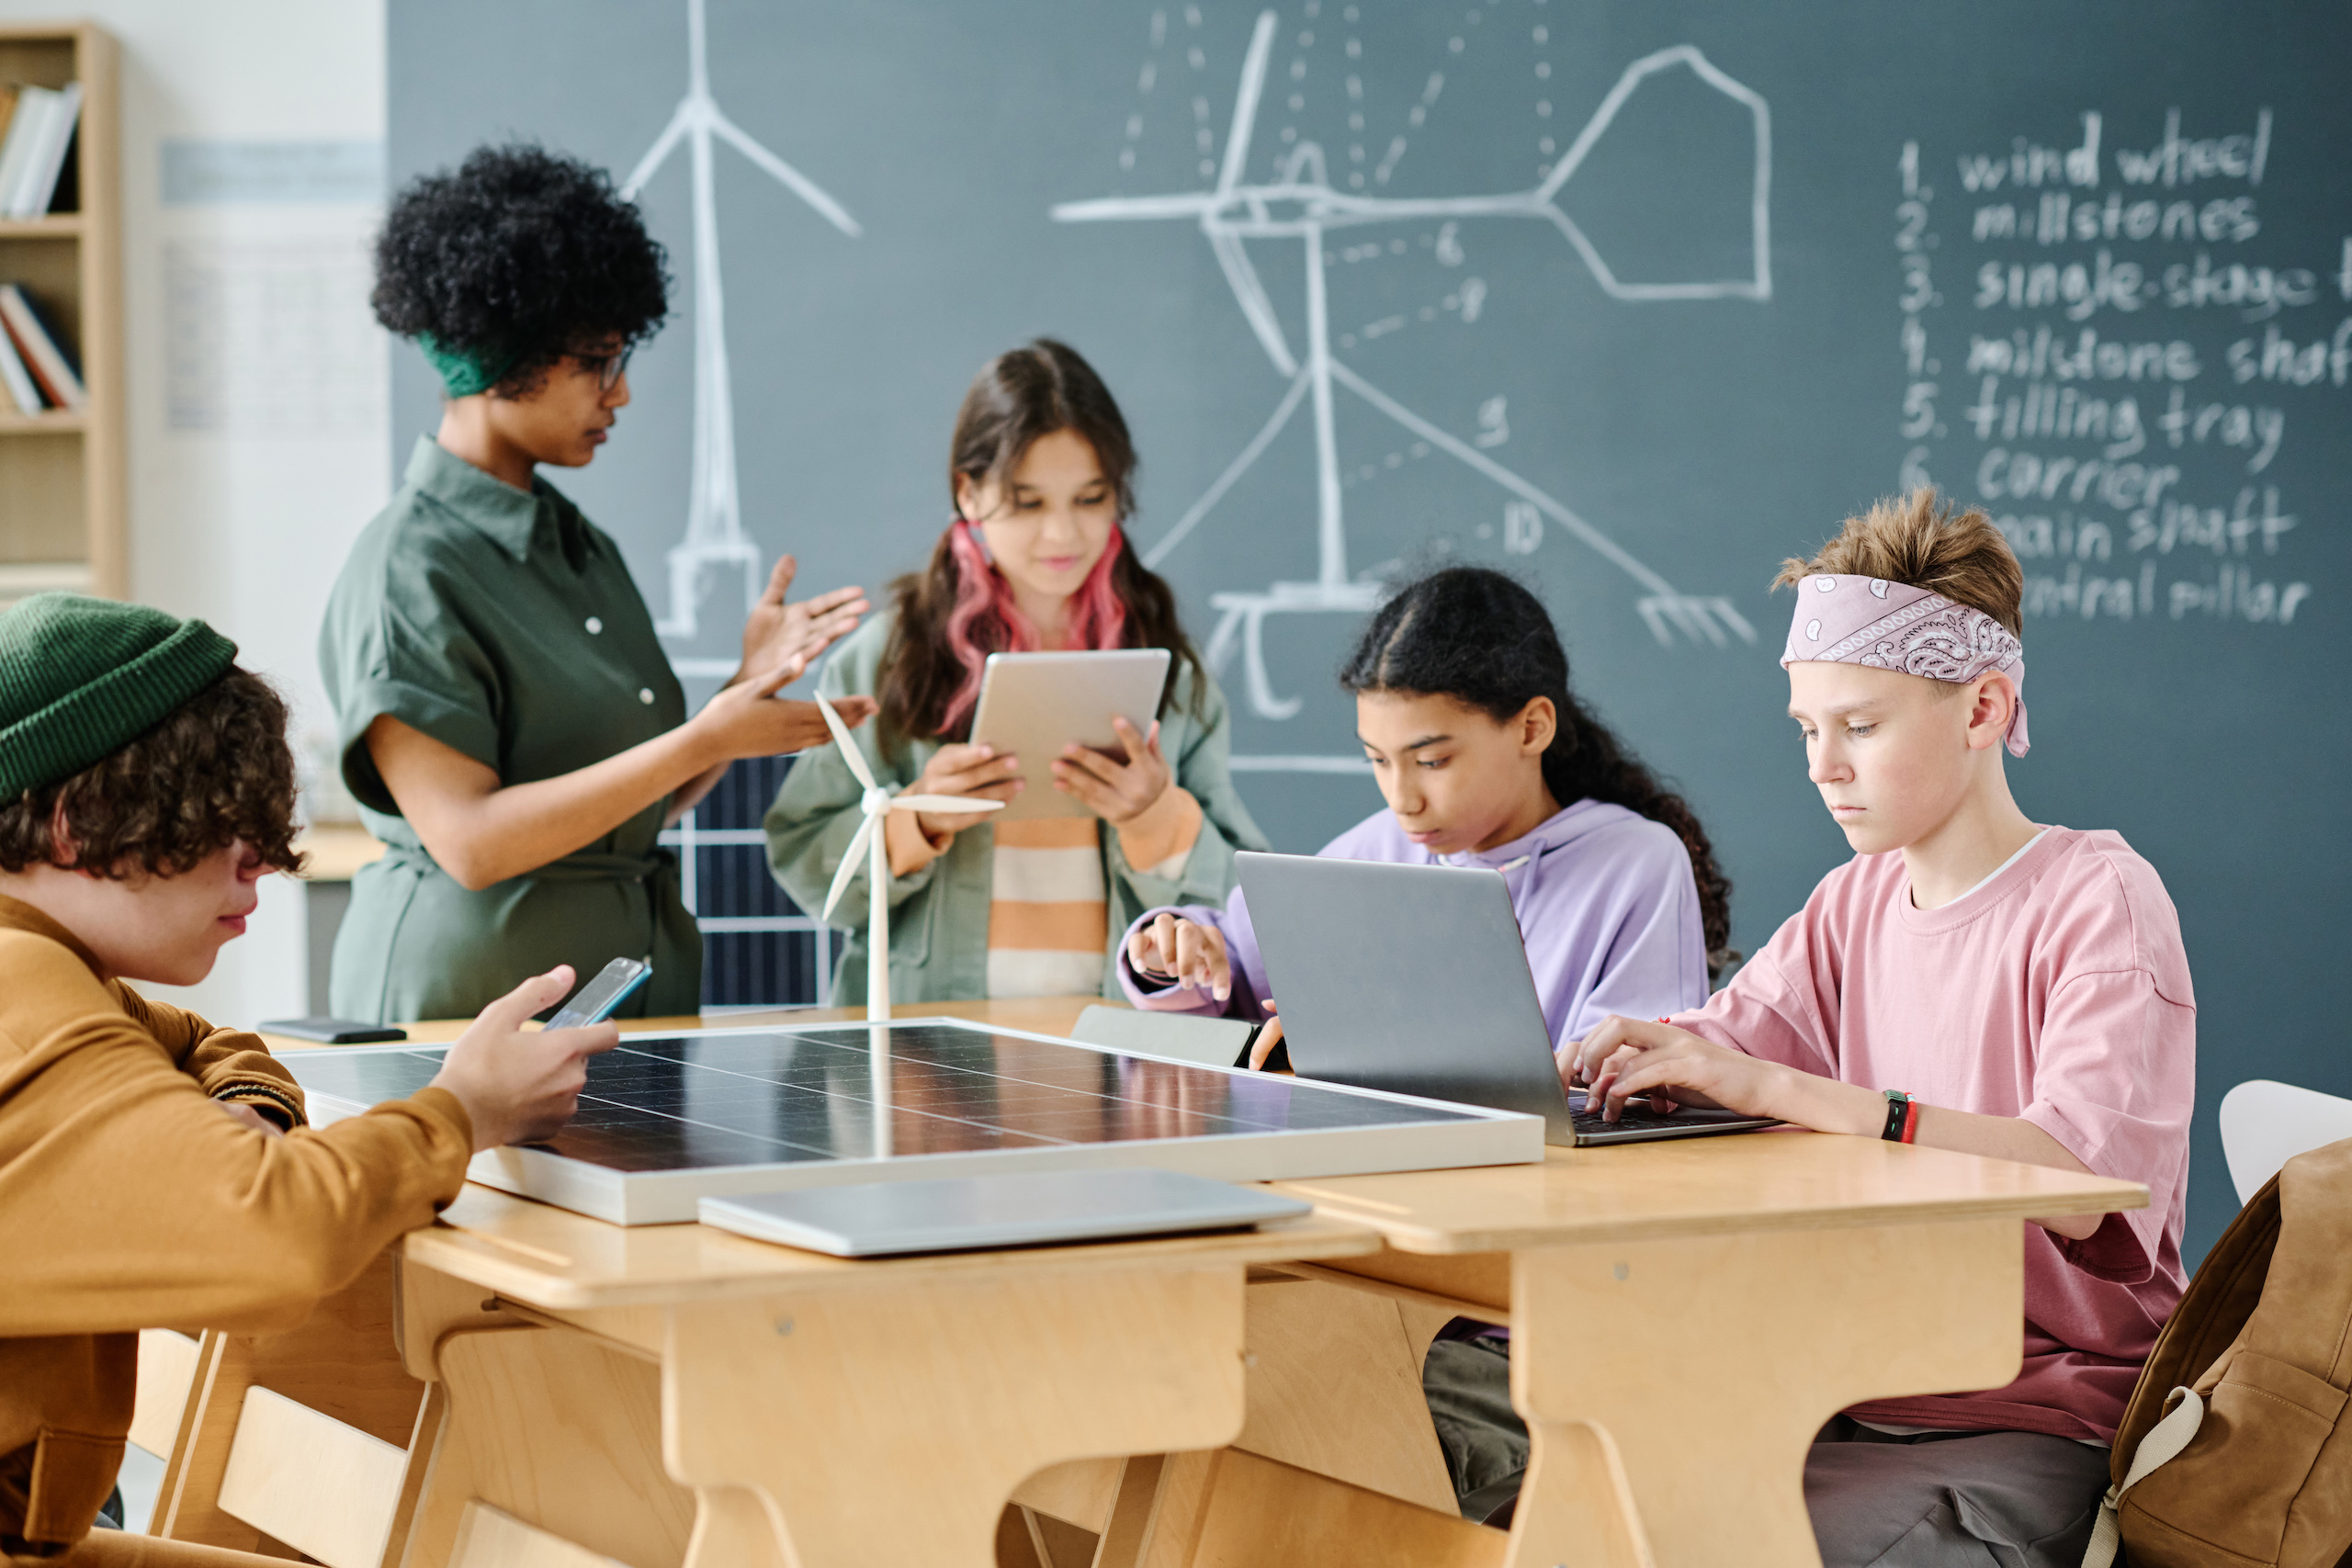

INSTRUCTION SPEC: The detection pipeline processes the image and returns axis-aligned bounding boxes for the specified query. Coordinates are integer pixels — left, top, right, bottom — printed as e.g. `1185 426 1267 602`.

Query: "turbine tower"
1055 10 1770 720
624 0 862 649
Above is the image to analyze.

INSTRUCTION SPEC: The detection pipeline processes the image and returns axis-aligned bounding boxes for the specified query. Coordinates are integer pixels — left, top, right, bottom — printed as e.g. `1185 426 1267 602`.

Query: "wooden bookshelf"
0 23 119 608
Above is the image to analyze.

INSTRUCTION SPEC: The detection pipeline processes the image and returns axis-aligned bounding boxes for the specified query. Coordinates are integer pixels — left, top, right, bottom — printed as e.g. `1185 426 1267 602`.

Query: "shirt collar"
0 891 108 980
404 435 589 570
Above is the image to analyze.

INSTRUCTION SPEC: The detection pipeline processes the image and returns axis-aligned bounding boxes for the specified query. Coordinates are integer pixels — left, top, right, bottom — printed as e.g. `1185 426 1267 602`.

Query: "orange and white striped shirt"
887 786 1204 998
985 791 1204 998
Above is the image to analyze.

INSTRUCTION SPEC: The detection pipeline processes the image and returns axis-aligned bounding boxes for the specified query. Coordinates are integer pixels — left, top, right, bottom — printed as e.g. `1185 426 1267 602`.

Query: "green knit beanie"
0 593 238 799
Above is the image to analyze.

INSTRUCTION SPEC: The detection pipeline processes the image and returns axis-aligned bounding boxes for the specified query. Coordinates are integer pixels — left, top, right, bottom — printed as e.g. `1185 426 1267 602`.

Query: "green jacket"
765 615 1267 1004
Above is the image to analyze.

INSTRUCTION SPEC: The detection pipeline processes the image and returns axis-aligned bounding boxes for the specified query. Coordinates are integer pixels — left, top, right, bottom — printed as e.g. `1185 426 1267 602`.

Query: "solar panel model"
285 1019 1539 1224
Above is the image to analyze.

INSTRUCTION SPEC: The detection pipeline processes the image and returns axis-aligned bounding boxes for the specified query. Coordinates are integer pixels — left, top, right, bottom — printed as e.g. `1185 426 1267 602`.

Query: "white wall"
0 0 389 1021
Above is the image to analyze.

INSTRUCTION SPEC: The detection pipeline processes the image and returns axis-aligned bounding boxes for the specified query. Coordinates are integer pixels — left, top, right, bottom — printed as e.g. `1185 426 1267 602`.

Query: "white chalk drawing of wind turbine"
622 0 861 650
1053 11 1770 722
812 694 1001 1022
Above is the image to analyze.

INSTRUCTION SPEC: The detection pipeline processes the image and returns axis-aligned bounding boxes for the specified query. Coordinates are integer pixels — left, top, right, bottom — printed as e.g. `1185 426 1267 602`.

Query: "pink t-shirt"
1674 825 2194 1443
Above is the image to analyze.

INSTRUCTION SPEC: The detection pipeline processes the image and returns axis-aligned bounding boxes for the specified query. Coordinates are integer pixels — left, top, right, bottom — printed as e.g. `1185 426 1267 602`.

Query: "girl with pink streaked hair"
765 340 1266 1006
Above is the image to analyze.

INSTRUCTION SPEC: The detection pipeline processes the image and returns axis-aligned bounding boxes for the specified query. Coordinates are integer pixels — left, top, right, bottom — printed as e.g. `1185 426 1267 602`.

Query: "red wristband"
1901 1098 1922 1144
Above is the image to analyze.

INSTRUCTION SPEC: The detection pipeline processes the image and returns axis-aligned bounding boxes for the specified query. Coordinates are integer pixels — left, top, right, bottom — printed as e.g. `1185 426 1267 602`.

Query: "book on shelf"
0 285 82 411
0 85 21 208
0 314 38 413
0 82 80 219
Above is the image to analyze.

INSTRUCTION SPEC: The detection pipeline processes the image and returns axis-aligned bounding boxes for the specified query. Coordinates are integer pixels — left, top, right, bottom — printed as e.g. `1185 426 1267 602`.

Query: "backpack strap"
2079 1387 2207 1568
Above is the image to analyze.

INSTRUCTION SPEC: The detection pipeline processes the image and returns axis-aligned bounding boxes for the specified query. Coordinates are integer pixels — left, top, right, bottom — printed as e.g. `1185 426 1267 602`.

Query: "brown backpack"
2083 1136 2352 1568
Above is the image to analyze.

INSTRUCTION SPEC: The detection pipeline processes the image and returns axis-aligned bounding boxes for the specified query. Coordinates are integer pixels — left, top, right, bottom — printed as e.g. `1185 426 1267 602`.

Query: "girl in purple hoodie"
1118 566 1733 1067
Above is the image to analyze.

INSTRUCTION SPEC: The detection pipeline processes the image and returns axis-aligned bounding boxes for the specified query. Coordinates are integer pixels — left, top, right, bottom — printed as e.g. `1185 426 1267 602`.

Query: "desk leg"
1505 1218 2022 1568
1229 1277 1457 1513
403 1325 696 1568
662 1265 1246 1568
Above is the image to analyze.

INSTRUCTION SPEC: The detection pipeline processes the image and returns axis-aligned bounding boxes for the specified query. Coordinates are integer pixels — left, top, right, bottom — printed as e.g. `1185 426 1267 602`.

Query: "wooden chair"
144 1251 442 1566
2218 1078 2352 1204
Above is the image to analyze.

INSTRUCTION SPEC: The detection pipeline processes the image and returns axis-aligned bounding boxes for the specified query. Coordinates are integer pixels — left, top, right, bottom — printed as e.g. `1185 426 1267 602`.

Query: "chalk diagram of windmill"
623 0 861 666
1054 9 1771 729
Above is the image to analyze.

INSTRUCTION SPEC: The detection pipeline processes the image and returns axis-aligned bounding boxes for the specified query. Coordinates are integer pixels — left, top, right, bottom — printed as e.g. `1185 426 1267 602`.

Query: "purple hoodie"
1117 796 1709 1046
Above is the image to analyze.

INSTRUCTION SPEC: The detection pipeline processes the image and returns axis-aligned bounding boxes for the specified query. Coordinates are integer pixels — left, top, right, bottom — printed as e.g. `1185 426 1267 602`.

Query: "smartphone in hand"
547 957 651 1029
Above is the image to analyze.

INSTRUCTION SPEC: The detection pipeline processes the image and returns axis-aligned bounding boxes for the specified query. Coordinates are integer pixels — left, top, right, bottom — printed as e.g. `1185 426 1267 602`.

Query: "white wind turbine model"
1054 10 1770 722
813 695 1001 1021
622 0 862 660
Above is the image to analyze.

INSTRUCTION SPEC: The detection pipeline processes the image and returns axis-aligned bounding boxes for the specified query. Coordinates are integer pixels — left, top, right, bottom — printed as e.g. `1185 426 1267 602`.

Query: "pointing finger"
1249 1015 1284 1070
491 965 574 1032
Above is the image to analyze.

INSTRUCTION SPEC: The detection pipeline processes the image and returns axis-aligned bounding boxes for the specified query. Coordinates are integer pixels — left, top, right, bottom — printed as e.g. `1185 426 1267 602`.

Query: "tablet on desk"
968 649 1170 821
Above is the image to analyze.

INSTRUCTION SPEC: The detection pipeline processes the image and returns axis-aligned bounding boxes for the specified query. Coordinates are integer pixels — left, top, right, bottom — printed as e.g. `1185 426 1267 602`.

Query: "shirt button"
585 616 603 635
639 688 656 705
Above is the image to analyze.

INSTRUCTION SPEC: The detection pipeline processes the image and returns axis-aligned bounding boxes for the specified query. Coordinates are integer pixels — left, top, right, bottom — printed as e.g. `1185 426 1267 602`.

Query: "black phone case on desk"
257 1018 409 1044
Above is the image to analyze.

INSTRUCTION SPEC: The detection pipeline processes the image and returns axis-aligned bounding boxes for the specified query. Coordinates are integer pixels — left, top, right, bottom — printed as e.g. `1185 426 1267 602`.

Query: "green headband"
415 333 520 399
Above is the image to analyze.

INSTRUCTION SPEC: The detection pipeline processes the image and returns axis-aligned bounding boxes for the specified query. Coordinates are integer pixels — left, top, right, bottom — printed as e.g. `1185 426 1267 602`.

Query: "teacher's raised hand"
740 554 868 687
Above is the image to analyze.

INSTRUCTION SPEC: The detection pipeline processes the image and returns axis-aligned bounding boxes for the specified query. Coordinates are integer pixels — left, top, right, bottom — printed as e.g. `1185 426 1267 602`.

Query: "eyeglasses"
573 345 633 393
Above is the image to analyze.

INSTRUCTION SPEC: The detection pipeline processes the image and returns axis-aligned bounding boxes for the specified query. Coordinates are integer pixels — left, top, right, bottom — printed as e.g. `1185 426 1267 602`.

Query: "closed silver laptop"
698 1166 1309 1256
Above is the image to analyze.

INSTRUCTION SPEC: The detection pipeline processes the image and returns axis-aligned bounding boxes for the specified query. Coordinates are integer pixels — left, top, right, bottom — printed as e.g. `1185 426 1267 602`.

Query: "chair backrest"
1069 1004 1255 1067
2217 1079 2352 1205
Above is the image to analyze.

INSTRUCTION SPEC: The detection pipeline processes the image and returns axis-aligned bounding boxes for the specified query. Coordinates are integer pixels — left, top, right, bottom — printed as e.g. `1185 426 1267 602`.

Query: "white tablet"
968 649 1171 820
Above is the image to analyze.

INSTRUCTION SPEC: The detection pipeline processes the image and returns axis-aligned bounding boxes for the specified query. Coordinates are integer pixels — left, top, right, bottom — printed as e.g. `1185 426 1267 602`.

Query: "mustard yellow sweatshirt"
0 896 470 1548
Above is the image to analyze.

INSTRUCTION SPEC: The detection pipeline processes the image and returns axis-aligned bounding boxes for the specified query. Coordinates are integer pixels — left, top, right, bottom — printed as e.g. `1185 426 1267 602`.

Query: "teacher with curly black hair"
321 143 873 1023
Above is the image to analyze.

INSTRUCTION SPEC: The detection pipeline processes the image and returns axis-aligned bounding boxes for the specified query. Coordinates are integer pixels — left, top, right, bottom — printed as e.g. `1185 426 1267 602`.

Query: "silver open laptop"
1234 852 1779 1147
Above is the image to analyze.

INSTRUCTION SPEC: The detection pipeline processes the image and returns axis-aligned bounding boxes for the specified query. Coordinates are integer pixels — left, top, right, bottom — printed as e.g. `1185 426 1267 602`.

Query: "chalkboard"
389 0 2352 1261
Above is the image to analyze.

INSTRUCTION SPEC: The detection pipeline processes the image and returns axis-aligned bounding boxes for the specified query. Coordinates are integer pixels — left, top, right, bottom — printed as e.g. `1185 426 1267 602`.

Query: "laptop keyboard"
1566 1093 1761 1137
1570 1102 1703 1135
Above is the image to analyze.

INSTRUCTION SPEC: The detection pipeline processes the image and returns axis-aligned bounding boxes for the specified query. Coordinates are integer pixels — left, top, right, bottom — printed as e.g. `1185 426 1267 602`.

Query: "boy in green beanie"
0 594 618 1563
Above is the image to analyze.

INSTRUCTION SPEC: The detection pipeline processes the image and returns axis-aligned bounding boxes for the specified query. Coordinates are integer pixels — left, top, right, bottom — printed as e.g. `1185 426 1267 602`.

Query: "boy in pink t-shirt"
1557 490 2193 1566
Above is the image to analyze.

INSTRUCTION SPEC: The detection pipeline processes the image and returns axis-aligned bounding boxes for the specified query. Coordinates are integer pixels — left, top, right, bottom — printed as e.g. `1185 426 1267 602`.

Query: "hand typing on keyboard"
1566 1089 1684 1128
1560 1015 1770 1124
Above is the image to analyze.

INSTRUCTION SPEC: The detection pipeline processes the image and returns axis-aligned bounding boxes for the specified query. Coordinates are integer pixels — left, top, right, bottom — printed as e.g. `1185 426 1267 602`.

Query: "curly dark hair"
371 142 670 398
0 670 305 880
1340 567 1738 979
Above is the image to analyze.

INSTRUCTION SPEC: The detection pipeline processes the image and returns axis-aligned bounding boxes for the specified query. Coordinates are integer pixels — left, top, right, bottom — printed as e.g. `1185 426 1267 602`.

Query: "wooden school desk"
154 1001 2146 1568
187 998 1402 1568
1261 1136 2146 1568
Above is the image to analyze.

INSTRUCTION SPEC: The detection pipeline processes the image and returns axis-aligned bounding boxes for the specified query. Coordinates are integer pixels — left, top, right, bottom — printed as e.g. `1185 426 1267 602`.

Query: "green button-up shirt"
318 436 697 1022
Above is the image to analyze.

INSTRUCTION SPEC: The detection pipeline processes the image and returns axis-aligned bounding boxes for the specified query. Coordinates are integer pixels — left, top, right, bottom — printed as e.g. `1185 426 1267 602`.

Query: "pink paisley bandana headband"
1780 574 2030 758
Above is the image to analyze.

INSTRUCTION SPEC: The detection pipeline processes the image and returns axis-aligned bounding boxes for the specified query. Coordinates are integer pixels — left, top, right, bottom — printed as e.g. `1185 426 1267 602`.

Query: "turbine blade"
1208 229 1297 374
1051 193 1218 222
1216 11 1280 198
708 108 862 236
892 795 1005 815
821 814 876 920
621 101 693 199
816 694 880 792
